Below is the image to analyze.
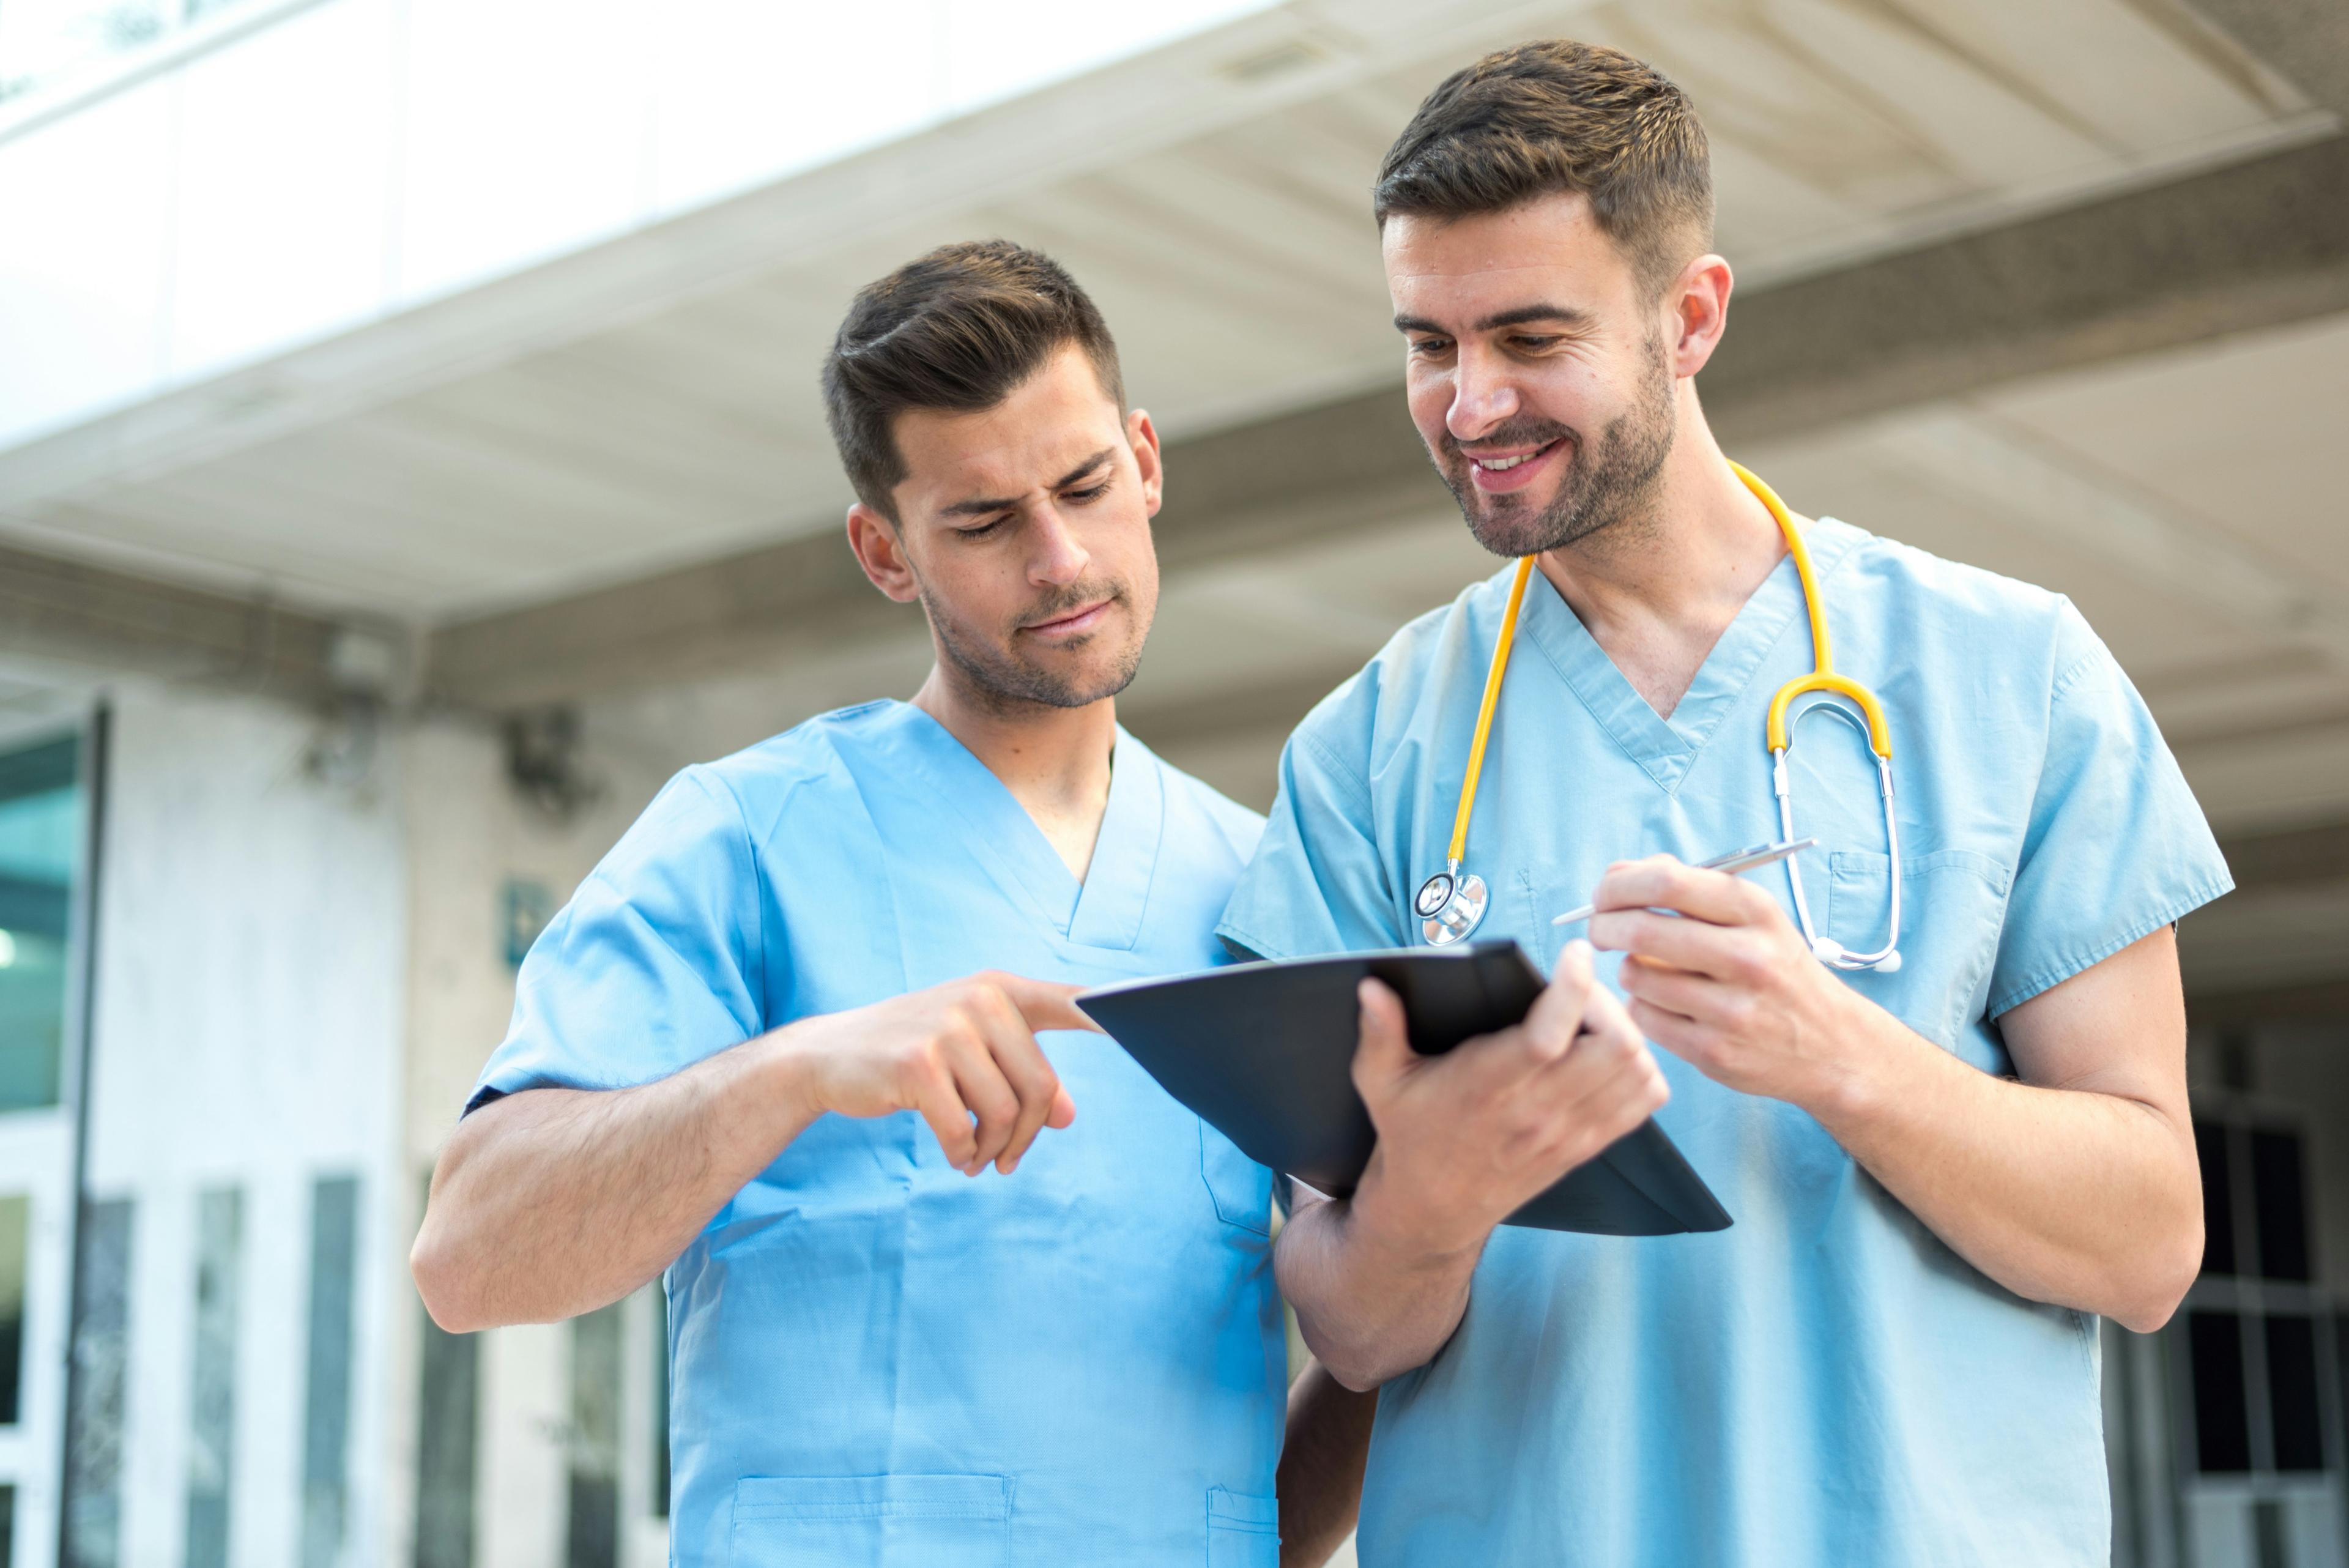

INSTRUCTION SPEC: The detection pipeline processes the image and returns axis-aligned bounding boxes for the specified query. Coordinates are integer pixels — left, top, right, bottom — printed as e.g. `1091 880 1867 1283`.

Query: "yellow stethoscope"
1413 461 1903 972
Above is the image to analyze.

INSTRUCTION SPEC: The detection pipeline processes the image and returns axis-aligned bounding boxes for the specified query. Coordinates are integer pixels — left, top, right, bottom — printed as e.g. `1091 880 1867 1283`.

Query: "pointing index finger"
999 975 1106 1034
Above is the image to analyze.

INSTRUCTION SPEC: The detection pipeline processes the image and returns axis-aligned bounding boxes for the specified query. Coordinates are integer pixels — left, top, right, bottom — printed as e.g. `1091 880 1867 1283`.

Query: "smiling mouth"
1465 436 1566 472
1457 434 1570 494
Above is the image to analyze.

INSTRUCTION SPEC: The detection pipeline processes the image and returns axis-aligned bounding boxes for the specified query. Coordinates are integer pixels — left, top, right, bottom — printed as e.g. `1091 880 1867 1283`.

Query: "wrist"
744 1022 828 1134
1346 1149 1490 1270
1800 987 1911 1135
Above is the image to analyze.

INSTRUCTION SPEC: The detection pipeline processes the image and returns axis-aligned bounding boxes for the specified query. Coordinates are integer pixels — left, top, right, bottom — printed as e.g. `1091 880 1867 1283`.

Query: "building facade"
4 1 2349 1564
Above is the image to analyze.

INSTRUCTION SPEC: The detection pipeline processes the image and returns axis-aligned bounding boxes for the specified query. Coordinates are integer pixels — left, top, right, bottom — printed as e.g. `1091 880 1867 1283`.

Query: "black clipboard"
1078 940 1731 1236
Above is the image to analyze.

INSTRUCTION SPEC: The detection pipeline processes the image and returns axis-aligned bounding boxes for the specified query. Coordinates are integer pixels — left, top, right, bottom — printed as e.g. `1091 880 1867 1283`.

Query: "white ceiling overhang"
0 0 2326 619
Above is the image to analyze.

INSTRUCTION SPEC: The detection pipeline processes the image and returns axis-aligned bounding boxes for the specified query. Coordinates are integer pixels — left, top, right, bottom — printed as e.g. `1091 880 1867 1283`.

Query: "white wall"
396 711 674 1568
85 682 406 1568
67 686 711 1568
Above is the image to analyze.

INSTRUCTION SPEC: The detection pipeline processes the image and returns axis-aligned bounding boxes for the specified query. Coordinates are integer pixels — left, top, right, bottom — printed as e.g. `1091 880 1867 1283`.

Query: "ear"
845 502 921 604
1664 253 1734 380
1127 407 1165 520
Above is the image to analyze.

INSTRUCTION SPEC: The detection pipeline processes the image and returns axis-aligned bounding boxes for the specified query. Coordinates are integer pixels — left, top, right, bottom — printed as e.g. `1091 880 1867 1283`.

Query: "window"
302 1176 358 1568
2185 1117 2326 1478
185 1187 242 1568
651 1287 669 1520
0 0 267 105
0 737 81 1112
415 1178 477 1568
0 1195 28 1426
567 1304 622 1568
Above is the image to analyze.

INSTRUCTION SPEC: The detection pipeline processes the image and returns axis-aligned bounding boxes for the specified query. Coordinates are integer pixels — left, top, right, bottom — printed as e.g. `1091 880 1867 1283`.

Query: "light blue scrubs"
1220 518 2232 1567
471 700 1286 1568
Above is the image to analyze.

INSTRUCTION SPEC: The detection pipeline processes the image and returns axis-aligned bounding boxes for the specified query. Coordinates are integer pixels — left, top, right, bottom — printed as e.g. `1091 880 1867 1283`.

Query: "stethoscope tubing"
1415 463 1903 970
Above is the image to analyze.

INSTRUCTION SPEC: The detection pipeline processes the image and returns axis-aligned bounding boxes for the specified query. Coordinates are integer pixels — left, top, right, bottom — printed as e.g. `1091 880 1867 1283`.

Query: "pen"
1550 837 1817 927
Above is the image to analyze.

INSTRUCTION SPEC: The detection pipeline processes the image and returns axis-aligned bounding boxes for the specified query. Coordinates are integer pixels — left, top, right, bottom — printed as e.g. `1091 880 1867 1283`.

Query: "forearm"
413 1032 815 1330
1275 1181 1483 1391
1277 1359 1376 1567
1811 1016 2200 1331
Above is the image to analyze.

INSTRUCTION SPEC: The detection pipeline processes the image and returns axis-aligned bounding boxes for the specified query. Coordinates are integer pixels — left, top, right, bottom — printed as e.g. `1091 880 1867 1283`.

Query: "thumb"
1522 940 1597 1059
1350 978 1414 1096
998 975 1104 1035
1047 1083 1077 1129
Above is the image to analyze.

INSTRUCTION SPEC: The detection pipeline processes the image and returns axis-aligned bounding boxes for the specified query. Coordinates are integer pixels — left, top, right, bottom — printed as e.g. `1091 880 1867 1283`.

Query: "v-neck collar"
890 704 1163 952
1515 518 1868 795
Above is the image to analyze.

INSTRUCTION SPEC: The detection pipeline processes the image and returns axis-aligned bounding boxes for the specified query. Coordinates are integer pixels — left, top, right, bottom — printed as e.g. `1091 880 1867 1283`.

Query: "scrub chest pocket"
729 1475 1012 1568
1207 1488 1279 1568
1200 1119 1274 1235
1827 848 2011 1049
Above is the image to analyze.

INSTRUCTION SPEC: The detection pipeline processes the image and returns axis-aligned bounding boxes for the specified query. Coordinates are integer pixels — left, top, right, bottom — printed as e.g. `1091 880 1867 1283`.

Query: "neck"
911 664 1119 881
1534 390 1793 719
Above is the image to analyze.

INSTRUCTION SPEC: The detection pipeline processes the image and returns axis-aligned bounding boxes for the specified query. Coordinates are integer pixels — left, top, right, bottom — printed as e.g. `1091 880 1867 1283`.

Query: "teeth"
1476 453 1530 470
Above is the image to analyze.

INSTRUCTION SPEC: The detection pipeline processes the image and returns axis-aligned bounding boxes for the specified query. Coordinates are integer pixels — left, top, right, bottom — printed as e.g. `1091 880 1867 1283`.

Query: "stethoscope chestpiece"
1416 868 1490 946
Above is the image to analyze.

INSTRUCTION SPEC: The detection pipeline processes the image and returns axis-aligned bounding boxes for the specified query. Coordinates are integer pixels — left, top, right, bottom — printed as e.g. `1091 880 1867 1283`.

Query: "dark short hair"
1374 40 1713 297
822 240 1124 519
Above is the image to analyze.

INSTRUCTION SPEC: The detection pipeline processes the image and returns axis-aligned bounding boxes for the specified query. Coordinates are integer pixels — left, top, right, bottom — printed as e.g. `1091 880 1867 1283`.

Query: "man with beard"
1218 41 2228 1568
410 241 1395 1567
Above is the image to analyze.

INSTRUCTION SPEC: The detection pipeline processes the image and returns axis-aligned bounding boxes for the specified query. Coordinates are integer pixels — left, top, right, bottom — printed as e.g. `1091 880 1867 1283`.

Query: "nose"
1028 501 1091 587
1447 343 1520 443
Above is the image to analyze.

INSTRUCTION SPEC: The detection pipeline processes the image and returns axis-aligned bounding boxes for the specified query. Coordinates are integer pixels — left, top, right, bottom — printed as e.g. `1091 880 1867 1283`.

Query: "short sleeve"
1984 604 2232 1017
467 768 767 1114
1217 685 1401 961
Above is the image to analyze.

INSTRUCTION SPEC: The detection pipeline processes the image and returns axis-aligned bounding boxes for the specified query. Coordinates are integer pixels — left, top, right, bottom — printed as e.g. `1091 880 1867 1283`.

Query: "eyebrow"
938 447 1118 518
1393 303 1596 335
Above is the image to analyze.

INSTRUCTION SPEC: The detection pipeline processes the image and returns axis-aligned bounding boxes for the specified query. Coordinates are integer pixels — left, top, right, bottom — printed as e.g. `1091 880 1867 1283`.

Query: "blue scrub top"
472 701 1286 1568
1220 518 2231 1568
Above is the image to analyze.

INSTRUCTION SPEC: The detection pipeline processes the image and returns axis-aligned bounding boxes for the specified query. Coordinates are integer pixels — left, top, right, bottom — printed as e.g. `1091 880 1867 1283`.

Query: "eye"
1064 481 1112 505
1408 336 1454 358
954 516 1009 539
1508 334 1562 352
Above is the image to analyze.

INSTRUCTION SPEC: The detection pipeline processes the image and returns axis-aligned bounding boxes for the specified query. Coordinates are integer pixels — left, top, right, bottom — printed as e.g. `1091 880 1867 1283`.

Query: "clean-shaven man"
413 240 1366 1567
1222 42 2228 1567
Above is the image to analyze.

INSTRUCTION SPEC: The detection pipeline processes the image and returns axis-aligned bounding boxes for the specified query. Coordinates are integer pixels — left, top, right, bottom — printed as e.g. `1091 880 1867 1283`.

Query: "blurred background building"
0 0 2347 1564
